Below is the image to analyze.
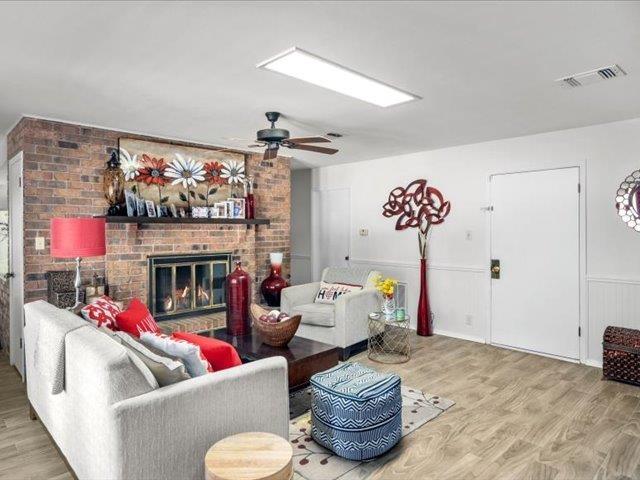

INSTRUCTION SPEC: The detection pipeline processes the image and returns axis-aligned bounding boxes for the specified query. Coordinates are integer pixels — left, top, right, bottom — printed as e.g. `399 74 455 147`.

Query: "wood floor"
2 334 640 479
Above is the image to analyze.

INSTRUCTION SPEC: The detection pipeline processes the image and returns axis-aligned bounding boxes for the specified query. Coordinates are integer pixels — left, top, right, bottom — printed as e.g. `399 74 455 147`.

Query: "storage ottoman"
603 325 640 386
310 362 402 461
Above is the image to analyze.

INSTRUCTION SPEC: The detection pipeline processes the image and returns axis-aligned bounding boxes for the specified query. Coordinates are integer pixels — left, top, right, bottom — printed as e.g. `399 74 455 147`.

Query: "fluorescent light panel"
257 47 419 107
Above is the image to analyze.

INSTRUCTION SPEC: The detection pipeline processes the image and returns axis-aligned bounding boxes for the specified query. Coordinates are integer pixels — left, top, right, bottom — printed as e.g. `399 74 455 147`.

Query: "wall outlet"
465 314 473 326
359 228 369 237
35 237 45 251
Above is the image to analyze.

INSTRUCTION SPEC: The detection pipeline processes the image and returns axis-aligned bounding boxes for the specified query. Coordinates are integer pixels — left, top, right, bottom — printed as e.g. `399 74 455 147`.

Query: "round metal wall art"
616 169 640 232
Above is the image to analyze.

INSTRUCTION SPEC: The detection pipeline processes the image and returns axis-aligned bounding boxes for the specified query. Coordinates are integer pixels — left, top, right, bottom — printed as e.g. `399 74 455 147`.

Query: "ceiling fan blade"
286 136 331 144
286 144 339 155
263 146 279 160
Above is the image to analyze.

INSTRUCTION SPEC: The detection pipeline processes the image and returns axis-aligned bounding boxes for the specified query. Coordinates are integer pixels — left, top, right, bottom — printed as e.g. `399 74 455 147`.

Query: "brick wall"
5 117 290 317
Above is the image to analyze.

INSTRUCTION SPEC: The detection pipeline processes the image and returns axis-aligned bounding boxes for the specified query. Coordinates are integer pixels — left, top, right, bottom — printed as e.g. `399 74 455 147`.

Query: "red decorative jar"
260 253 288 307
226 261 251 336
244 176 255 219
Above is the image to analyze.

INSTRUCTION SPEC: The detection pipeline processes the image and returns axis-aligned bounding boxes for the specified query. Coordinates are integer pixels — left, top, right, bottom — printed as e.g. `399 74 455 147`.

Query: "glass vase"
381 295 396 318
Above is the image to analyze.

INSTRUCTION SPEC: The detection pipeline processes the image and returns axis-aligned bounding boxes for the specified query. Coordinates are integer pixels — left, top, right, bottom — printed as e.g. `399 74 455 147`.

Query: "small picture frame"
145 200 156 217
169 204 178 218
214 202 228 218
225 200 236 218
178 208 187 218
159 205 170 217
192 206 208 218
208 206 218 218
136 197 147 216
228 198 246 219
124 190 137 217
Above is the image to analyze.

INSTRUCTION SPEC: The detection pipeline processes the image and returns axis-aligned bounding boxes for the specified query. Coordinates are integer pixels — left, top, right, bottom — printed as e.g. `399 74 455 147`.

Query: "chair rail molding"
348 258 485 274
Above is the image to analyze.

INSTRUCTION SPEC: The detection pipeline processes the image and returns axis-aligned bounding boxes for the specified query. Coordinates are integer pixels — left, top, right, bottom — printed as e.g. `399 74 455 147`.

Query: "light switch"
359 228 369 237
35 237 45 251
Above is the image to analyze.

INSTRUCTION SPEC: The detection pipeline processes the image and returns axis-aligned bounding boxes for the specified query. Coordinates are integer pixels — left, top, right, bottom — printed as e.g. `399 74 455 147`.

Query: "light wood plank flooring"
2 335 640 479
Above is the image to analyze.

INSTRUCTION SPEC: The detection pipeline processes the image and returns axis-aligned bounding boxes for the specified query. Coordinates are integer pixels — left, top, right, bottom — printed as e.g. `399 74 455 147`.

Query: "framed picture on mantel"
118 138 247 213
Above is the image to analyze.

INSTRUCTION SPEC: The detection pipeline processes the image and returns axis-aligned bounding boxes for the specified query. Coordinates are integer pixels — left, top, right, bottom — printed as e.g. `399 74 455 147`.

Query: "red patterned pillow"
115 298 161 337
80 295 122 329
140 332 213 377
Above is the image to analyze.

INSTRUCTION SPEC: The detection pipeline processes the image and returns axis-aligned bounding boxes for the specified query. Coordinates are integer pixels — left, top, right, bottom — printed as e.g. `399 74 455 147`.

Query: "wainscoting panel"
587 276 640 366
350 258 487 341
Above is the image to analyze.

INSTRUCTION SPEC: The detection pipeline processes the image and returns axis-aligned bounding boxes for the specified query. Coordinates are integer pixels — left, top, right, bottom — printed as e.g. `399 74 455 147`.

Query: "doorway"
8 152 24 378
314 188 351 277
490 167 580 360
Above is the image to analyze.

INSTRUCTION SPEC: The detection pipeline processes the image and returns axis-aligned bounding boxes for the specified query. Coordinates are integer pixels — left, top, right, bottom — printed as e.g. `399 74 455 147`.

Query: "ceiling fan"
250 112 339 160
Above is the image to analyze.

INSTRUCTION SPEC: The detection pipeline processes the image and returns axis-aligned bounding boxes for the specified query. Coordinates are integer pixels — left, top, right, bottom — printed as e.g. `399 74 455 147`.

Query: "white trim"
587 275 640 285
291 253 311 260
8 151 24 379
433 328 486 344
348 258 485 273
583 358 603 369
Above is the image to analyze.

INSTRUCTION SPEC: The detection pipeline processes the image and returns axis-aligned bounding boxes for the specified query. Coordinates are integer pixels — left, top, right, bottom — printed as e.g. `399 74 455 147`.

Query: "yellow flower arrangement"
374 275 398 298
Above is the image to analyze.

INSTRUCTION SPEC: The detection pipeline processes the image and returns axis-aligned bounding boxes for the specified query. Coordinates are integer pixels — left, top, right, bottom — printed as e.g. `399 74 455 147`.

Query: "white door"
9 153 24 379
316 188 350 272
490 167 580 360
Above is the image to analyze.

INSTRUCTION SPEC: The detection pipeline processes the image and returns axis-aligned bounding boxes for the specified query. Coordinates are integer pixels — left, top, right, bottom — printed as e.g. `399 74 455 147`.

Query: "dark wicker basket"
250 304 301 347
603 325 640 386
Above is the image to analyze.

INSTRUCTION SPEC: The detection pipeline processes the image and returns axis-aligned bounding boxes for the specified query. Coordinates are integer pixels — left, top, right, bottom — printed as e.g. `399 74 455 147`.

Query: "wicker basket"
603 325 640 386
250 304 301 347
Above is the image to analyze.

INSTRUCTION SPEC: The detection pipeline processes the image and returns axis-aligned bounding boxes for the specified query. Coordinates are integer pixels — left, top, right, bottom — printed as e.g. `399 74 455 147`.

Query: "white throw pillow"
314 282 363 304
140 332 212 377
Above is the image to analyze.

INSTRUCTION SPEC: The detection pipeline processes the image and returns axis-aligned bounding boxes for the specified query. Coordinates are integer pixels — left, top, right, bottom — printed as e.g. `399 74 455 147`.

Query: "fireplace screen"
148 253 231 320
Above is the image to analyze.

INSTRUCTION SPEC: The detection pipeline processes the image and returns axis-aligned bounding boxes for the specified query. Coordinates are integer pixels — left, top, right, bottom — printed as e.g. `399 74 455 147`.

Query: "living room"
1 2 640 479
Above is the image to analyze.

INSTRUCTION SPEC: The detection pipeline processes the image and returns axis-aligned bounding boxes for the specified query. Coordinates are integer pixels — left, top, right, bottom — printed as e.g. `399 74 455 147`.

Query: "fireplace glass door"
149 253 231 320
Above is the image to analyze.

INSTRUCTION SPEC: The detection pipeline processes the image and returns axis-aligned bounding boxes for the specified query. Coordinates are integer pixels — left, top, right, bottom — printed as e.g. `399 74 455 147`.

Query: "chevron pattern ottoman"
310 362 402 461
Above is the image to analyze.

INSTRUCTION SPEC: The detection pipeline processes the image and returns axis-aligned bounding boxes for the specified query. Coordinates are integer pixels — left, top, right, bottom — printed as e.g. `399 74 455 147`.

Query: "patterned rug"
289 387 454 480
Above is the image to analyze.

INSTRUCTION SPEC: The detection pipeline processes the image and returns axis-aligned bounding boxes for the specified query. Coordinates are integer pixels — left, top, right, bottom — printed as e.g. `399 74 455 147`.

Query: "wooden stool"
205 432 293 480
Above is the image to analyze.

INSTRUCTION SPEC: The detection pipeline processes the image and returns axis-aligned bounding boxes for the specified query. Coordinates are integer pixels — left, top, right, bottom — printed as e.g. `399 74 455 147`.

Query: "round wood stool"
204 432 293 480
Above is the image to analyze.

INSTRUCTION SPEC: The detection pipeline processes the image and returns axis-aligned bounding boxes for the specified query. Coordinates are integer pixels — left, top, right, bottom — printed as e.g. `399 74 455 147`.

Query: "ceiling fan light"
257 47 420 108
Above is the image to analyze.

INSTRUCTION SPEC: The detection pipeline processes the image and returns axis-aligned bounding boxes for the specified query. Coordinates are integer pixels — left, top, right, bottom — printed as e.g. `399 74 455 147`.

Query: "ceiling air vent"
556 64 627 88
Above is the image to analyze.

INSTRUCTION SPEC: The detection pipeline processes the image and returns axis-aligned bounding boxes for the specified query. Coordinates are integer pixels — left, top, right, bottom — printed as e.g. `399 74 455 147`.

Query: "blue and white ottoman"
310 362 402 461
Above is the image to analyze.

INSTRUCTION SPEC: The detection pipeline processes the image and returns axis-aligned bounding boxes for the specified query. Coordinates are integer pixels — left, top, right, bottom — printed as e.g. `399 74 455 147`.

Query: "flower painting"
118 138 246 209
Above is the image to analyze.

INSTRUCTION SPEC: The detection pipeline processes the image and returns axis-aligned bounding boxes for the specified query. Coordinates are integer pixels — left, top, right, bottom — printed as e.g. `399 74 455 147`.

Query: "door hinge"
577 183 581 193
19 338 22 349
18 176 22 188
578 326 581 337
481 206 494 212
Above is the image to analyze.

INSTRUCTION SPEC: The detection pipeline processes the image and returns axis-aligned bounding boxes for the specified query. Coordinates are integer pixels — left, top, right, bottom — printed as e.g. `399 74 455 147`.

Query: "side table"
205 432 293 480
367 312 411 364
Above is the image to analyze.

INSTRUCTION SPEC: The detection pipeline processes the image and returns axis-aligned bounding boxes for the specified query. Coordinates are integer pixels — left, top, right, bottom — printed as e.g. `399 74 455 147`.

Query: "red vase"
226 261 251 336
417 257 432 336
245 193 255 219
261 264 288 307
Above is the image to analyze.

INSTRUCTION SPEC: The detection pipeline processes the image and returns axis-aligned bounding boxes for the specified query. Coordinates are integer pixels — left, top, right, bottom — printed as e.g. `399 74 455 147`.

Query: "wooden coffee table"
201 328 339 391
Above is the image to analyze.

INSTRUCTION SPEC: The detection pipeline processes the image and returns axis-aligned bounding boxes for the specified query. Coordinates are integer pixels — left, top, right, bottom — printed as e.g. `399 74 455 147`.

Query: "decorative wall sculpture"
382 179 451 336
616 169 640 232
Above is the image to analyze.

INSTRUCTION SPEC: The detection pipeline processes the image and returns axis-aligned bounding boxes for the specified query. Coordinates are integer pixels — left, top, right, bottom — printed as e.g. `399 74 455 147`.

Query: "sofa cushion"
80 295 121 329
114 332 191 387
140 332 213 377
115 298 161 337
172 332 242 372
294 303 336 327
314 282 362 305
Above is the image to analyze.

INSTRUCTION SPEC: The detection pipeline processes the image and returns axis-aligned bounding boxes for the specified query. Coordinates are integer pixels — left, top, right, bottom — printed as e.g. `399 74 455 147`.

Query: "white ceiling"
1 1 639 169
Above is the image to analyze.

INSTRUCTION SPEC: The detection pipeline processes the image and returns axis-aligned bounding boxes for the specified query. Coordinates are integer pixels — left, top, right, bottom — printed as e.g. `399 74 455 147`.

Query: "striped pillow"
140 332 213 377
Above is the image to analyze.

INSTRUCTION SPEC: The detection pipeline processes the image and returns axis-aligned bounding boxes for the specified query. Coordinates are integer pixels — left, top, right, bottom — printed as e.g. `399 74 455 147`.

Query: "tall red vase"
417 258 432 336
226 261 251 336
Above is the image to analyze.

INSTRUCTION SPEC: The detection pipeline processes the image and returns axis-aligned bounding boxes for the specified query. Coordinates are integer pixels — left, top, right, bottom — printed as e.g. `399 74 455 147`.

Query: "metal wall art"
615 169 640 232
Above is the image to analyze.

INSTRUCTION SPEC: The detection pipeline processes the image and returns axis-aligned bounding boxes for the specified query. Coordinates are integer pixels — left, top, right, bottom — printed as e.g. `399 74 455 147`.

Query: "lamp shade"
50 217 106 258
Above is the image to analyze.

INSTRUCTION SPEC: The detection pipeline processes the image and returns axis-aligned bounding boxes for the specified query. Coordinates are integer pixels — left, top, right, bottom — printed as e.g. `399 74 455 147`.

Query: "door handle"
491 260 500 279
4 272 15 279
344 256 350 261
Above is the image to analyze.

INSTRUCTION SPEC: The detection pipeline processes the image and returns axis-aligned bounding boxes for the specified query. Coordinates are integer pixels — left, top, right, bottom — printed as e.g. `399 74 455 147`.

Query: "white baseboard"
583 358 603 369
433 328 486 344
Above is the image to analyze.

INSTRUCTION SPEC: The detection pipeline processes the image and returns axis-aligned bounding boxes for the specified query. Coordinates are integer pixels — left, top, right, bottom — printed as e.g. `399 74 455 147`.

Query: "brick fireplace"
4 117 290 337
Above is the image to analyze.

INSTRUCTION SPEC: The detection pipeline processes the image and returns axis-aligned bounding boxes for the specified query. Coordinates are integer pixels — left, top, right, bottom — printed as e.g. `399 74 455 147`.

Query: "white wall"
311 117 640 366
290 169 312 285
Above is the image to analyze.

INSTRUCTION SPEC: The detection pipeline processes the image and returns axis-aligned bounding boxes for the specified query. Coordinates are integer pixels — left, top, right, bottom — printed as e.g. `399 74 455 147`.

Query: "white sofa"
281 267 381 359
24 300 289 480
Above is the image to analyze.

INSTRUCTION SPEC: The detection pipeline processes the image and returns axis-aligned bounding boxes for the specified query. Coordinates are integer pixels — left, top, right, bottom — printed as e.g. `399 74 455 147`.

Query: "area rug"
289 387 454 480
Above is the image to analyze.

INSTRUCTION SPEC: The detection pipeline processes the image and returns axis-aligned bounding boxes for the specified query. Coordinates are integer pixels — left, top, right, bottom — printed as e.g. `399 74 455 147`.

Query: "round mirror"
616 170 640 232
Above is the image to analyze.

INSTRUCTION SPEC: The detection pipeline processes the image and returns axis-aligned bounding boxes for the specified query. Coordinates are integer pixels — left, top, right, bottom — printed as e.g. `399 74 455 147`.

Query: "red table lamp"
50 218 106 308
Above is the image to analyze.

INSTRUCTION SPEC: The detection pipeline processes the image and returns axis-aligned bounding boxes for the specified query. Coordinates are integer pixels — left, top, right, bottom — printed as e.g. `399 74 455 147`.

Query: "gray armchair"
281 267 381 359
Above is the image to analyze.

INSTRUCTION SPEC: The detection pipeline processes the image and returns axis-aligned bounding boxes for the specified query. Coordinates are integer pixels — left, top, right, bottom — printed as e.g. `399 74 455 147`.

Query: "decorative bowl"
250 304 301 347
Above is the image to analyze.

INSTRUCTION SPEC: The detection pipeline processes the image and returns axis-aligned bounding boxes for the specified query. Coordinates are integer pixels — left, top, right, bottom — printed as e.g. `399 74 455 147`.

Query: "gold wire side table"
367 312 411 364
